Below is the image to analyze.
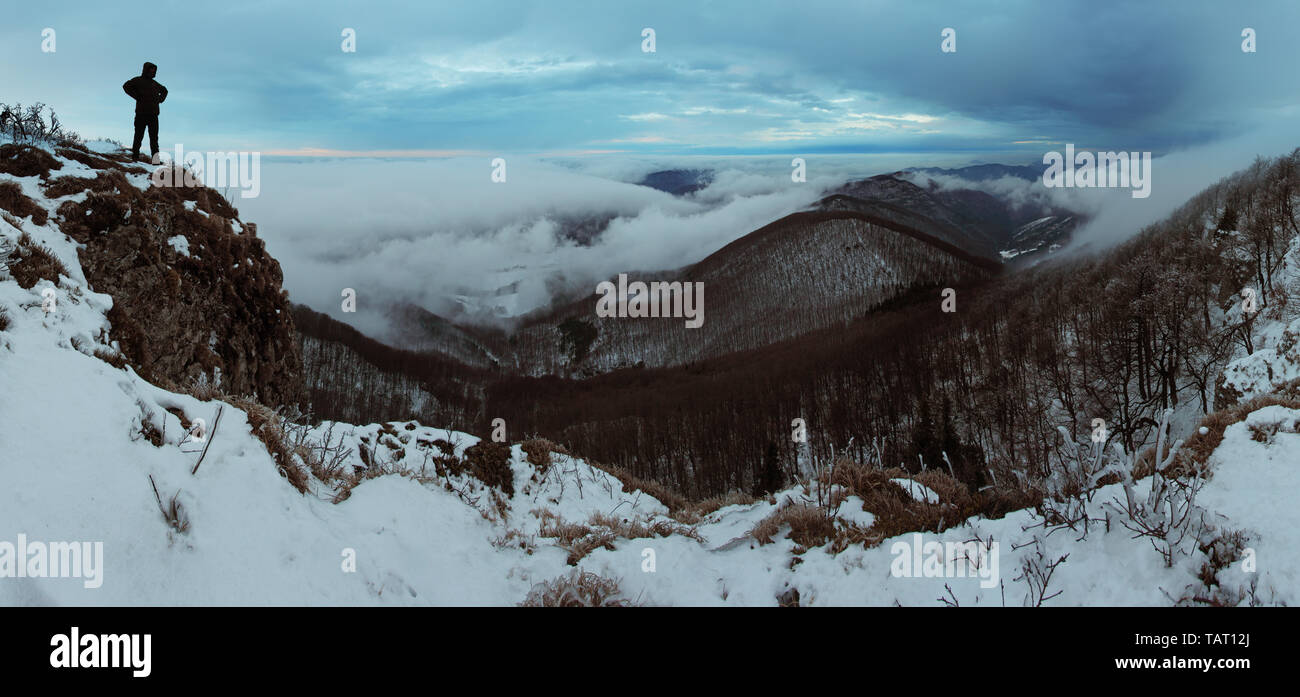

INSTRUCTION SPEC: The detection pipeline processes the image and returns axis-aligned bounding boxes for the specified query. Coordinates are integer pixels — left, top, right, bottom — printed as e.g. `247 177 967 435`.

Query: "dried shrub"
288 418 352 487
0 103 81 148
587 513 704 543
42 174 100 199
149 475 190 535
8 232 67 289
55 147 117 171
93 346 129 369
1179 527 1275 606
562 530 619 565
742 454 1037 552
536 509 702 565
426 438 469 478
0 181 47 225
1173 392 1300 476
54 190 129 241
491 529 537 555
43 170 131 199
520 437 566 475
519 570 634 607
673 491 759 524
750 503 838 548
0 143 63 179
464 441 514 496
229 396 310 495
534 509 609 564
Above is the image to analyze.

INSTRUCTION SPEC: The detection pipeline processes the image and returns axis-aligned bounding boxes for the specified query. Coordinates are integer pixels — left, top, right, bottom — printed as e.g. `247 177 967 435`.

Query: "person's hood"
142 62 157 78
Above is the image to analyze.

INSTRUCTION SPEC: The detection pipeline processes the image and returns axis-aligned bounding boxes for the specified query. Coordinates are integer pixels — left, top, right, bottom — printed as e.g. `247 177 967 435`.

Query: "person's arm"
156 82 168 103
123 78 137 99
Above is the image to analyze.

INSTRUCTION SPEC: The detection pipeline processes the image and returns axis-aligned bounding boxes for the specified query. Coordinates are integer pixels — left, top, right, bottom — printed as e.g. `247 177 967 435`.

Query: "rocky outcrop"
37 144 302 406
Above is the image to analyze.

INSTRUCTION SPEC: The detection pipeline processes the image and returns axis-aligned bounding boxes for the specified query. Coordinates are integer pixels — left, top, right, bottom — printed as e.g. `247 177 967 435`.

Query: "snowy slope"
1219 238 1300 402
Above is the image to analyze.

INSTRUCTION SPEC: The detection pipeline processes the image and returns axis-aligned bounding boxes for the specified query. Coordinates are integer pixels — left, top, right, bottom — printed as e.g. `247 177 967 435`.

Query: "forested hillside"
506 210 998 376
292 151 1300 503
293 304 486 431
485 150 1300 498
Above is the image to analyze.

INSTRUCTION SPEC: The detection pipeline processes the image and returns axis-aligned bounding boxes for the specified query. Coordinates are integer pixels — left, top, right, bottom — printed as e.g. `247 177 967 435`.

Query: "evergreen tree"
755 441 784 496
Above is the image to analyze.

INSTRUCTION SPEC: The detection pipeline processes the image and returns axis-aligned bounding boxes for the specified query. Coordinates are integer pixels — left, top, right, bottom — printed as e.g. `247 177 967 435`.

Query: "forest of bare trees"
293 305 485 431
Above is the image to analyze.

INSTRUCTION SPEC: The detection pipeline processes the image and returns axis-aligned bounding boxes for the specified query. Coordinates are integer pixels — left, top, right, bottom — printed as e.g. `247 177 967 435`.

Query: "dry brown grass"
520 437 567 475
148 475 189 535
464 441 514 496
42 170 131 199
550 453 759 525
586 461 691 517
426 438 469 478
0 181 47 225
8 232 66 289
54 146 119 171
749 503 840 548
173 383 314 495
92 346 129 369
272 417 354 490
535 509 703 565
749 458 1038 552
1170 392 1300 477
588 512 704 543
673 490 760 524
329 457 432 504
519 570 635 607
0 143 63 179
490 529 538 555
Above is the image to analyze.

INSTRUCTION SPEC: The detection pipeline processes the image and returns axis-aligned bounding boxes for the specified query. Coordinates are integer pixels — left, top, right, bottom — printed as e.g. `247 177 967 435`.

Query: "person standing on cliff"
122 62 168 163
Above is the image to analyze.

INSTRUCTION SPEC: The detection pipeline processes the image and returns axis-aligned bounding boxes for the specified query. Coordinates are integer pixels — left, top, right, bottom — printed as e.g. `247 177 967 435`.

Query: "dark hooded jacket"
123 62 168 116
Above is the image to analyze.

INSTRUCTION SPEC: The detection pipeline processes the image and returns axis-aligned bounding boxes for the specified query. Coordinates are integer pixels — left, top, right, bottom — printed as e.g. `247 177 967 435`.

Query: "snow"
166 235 190 257
83 140 122 155
1196 406 1300 603
1221 317 1300 400
1219 238 1300 402
836 496 875 528
891 478 939 503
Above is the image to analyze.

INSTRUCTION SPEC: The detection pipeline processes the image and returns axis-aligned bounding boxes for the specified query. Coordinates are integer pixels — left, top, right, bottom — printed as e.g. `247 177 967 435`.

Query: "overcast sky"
5 0 1298 158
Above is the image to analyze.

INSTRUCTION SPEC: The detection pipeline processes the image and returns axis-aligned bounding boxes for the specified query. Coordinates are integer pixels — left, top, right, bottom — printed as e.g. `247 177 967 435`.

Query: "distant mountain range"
825 168 1080 262
636 168 714 196
909 163 1048 182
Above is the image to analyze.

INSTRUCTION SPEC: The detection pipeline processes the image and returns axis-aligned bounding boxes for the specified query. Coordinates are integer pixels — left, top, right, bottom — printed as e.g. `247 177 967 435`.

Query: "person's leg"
131 113 145 160
147 115 159 160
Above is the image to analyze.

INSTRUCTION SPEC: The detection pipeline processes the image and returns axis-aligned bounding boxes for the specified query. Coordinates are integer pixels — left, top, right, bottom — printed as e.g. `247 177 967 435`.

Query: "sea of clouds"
238 127 1299 345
